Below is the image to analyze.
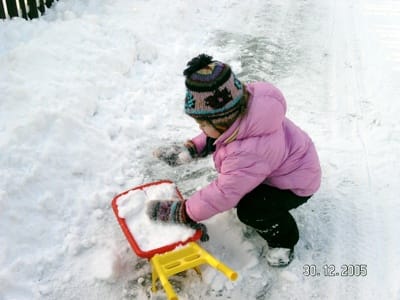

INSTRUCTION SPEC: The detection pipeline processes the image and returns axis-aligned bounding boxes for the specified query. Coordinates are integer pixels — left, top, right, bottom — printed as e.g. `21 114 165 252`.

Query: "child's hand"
153 142 196 166
146 200 209 242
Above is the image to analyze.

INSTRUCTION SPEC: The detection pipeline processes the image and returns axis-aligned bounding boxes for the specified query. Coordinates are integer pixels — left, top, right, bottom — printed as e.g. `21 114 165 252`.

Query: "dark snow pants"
236 184 311 249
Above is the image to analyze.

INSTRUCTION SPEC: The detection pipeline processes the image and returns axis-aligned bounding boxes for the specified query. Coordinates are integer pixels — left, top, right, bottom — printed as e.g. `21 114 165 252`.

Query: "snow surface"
1 0 400 299
115 182 196 251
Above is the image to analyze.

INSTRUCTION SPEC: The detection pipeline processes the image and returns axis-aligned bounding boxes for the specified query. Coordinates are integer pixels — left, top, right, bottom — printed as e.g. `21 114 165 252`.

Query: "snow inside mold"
116 182 196 252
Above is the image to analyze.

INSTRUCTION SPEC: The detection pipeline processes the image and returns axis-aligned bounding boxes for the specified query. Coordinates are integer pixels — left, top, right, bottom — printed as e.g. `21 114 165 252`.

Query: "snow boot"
266 247 294 267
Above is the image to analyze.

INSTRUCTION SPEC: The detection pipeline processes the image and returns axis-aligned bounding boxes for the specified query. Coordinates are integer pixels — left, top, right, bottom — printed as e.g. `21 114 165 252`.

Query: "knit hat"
183 54 244 131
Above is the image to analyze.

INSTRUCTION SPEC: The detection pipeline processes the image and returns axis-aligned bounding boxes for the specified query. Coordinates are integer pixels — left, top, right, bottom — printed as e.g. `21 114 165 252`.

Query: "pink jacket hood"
186 82 321 222
234 82 286 140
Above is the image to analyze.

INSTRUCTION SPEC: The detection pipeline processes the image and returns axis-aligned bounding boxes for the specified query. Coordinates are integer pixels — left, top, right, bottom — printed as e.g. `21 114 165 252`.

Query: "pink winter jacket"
185 82 321 222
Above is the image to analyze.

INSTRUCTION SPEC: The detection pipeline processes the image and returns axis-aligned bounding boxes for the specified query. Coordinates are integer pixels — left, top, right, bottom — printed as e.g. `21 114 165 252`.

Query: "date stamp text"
303 264 367 277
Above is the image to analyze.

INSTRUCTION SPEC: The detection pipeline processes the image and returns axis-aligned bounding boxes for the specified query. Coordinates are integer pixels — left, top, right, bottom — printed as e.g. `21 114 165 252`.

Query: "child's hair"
183 54 247 133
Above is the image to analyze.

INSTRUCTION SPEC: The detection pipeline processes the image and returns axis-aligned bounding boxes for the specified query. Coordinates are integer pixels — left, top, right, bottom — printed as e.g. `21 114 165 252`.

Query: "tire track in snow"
362 2 400 70
211 0 312 84
357 1 400 298
319 0 399 299
323 1 374 298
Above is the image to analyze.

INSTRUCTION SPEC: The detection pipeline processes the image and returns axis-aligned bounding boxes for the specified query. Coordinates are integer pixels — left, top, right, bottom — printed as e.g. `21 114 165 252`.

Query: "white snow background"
1 0 400 299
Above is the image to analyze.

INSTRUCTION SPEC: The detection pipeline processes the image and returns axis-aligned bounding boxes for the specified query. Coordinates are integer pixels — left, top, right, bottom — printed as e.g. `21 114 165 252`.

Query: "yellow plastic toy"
150 242 238 300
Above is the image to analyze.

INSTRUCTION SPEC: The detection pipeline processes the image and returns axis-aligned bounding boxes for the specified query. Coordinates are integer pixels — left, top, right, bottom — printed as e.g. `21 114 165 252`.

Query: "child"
147 54 321 267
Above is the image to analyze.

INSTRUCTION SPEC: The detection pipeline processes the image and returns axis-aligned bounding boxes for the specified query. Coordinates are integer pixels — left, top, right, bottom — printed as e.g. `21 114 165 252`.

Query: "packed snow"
115 181 196 252
1 0 400 299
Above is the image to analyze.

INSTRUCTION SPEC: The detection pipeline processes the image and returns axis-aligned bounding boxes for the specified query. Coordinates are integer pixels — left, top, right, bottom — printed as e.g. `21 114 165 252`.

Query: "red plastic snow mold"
111 180 202 259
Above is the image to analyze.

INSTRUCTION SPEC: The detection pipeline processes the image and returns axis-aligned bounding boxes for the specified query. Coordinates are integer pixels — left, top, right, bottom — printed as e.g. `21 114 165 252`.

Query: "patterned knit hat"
183 54 244 131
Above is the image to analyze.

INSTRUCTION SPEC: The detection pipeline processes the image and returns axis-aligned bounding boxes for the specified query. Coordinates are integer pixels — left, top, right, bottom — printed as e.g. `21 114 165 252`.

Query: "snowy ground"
1 0 400 299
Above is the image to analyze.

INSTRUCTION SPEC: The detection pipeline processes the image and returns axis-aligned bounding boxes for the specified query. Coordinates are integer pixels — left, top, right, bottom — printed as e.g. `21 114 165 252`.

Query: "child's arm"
185 151 272 221
190 133 207 154
190 133 216 157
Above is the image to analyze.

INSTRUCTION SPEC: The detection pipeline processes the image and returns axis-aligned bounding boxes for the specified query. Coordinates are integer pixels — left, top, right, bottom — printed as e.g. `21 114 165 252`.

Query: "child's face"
196 120 221 139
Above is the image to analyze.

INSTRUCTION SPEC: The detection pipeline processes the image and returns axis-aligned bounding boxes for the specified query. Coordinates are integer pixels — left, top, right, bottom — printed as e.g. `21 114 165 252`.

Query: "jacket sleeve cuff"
191 133 207 155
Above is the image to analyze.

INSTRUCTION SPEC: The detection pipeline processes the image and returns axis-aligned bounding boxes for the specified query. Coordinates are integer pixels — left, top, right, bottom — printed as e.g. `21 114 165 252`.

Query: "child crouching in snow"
147 54 321 267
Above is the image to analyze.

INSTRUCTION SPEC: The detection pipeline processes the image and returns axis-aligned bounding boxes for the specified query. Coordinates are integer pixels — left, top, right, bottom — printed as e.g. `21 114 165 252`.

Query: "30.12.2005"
303 264 367 277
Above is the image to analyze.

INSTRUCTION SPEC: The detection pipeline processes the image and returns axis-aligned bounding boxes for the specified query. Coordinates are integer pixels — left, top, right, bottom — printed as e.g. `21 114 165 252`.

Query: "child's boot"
266 247 294 267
